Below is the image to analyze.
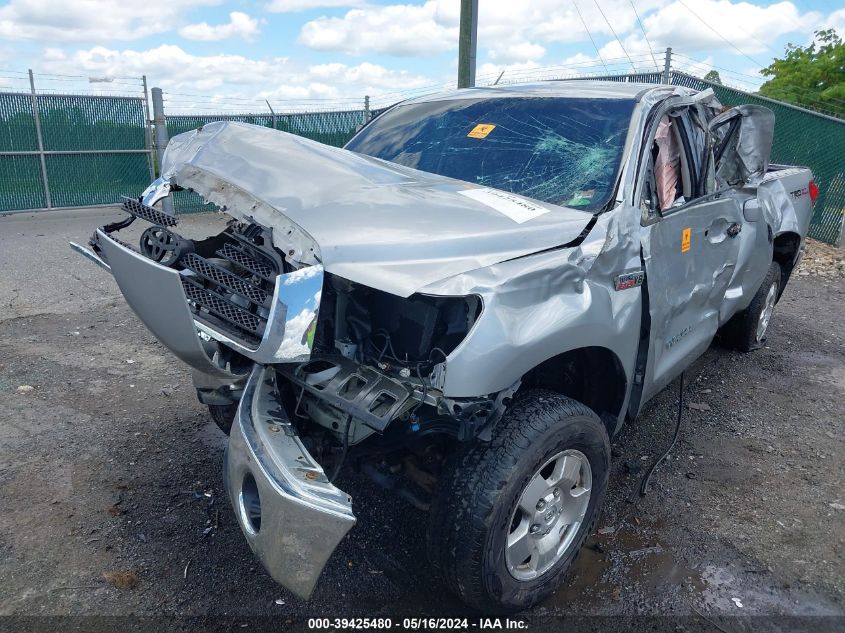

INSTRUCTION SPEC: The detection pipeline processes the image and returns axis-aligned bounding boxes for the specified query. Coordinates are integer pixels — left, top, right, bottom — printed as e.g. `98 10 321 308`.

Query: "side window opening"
641 104 717 220
641 114 686 217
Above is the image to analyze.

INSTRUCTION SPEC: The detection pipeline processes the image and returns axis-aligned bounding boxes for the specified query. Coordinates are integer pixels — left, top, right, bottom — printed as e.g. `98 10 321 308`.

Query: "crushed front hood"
163 121 595 297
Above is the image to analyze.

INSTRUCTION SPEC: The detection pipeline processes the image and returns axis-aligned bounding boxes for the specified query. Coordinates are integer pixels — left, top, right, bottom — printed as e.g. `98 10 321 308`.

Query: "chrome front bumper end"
225 365 356 599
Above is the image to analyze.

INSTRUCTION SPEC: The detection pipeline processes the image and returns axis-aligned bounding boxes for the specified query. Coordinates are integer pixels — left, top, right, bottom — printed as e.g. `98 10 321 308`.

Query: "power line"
572 0 609 73
593 0 636 71
675 0 765 68
628 0 660 72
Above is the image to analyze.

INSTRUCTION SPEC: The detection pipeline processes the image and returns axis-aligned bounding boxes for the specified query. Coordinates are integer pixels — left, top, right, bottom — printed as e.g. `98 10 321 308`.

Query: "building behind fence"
1 68 843 246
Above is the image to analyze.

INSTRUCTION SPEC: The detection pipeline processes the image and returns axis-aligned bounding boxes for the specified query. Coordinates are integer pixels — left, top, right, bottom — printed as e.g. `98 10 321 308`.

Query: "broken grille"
181 253 268 304
217 242 276 282
179 240 279 347
121 197 178 227
182 279 264 342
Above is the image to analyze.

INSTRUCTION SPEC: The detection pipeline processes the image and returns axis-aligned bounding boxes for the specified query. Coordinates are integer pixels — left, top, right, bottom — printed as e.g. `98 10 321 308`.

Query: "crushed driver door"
639 103 745 406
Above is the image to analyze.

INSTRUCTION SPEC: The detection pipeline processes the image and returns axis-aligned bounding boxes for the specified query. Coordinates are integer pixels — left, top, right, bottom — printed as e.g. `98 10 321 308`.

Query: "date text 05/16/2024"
307 618 529 630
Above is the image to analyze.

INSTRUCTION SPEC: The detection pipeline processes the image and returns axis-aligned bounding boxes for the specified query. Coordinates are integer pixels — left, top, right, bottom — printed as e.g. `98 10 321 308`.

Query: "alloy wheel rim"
756 282 777 342
505 449 592 581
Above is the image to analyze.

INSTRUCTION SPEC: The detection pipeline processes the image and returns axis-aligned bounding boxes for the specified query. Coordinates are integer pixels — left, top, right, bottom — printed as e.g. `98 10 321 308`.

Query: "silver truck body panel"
98 230 239 379
418 210 642 404
225 364 355 598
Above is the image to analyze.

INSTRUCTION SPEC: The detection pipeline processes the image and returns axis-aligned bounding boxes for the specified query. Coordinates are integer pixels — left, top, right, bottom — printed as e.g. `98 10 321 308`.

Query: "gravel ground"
0 208 843 631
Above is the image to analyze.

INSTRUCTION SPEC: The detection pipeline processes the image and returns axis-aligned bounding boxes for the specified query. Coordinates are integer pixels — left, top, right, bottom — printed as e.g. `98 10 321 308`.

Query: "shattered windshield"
346 96 635 211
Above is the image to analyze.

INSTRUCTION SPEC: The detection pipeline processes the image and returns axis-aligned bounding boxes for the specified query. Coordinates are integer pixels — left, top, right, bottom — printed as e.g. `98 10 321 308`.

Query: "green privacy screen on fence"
0 92 151 212
0 93 45 210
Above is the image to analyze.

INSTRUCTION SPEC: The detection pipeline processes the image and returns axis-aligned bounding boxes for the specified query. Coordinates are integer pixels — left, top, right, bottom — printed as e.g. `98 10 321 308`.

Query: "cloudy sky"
0 0 842 111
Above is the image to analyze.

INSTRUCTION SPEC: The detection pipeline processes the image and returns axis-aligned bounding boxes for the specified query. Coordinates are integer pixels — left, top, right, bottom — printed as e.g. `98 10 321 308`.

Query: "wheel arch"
772 231 801 298
520 346 628 437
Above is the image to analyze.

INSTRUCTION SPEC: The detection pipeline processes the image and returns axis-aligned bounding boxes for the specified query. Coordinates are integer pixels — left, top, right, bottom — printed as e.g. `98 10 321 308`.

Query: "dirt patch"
797 238 845 278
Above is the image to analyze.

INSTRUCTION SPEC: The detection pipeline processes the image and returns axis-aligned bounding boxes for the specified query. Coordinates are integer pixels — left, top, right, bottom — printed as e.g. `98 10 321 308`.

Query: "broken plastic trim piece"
69 241 111 272
140 175 173 208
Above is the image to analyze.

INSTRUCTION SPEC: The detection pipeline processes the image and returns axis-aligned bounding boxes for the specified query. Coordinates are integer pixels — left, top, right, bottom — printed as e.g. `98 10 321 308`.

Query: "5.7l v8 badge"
614 270 645 291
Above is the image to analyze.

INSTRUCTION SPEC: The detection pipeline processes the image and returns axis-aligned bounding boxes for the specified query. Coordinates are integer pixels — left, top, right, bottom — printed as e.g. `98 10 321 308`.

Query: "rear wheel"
427 390 610 612
721 261 781 352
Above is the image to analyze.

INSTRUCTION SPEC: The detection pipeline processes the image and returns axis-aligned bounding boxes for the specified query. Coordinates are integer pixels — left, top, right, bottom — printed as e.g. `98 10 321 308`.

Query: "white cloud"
824 8 845 38
38 44 431 110
179 12 262 42
265 0 362 12
476 60 542 84
299 2 458 56
644 0 820 56
489 42 546 64
294 0 821 77
295 0 666 62
0 0 219 42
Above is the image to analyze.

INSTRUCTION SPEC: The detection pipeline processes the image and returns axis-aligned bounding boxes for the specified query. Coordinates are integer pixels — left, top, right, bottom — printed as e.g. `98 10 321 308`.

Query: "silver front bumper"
225 365 356 599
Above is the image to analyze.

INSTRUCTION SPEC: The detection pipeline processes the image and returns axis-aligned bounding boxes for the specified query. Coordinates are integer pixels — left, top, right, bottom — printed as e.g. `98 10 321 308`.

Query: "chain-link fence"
0 72 153 213
2 67 843 246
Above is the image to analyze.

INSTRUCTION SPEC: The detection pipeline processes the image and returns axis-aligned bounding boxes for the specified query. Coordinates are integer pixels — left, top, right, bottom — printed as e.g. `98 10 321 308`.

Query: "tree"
703 70 722 85
760 29 845 118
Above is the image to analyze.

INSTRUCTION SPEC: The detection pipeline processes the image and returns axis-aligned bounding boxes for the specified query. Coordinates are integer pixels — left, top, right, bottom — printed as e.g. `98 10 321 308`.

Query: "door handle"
726 222 742 238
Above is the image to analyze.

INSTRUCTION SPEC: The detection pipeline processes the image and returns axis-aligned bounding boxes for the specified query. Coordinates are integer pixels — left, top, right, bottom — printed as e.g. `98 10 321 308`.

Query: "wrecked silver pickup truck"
73 81 814 611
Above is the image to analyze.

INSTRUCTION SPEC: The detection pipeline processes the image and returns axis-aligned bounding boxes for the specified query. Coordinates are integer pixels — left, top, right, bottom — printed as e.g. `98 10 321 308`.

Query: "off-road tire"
427 390 610 612
208 404 237 435
721 261 781 352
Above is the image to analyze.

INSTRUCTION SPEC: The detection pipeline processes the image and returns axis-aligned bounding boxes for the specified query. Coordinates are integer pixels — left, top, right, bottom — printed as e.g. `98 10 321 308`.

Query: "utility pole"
662 47 672 85
150 87 174 215
457 0 478 89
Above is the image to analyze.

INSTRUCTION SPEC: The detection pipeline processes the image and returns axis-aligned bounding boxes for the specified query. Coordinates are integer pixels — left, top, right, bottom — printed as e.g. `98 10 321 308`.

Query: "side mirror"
708 105 774 187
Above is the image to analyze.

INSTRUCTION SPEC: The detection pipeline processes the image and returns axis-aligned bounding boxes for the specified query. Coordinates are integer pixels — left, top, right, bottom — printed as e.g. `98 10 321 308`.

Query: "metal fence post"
151 87 174 215
265 100 277 130
662 48 672 85
28 69 52 209
364 95 370 125
142 75 155 181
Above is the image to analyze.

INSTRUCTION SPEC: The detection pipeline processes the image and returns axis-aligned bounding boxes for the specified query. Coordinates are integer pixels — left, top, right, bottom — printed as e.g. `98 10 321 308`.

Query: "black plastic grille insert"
217 242 276 282
182 279 263 340
181 253 268 304
121 197 178 227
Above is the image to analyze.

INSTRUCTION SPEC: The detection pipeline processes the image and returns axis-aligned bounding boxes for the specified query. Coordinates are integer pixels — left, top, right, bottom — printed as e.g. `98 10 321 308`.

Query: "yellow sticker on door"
467 123 496 139
681 227 692 253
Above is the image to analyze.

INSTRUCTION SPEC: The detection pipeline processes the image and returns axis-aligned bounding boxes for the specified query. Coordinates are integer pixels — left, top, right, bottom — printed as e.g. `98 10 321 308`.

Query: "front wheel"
427 390 610 612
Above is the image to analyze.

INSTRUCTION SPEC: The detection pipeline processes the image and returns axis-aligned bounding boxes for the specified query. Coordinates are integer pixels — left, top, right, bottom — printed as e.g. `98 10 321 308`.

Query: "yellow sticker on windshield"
467 123 496 139
681 227 691 253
